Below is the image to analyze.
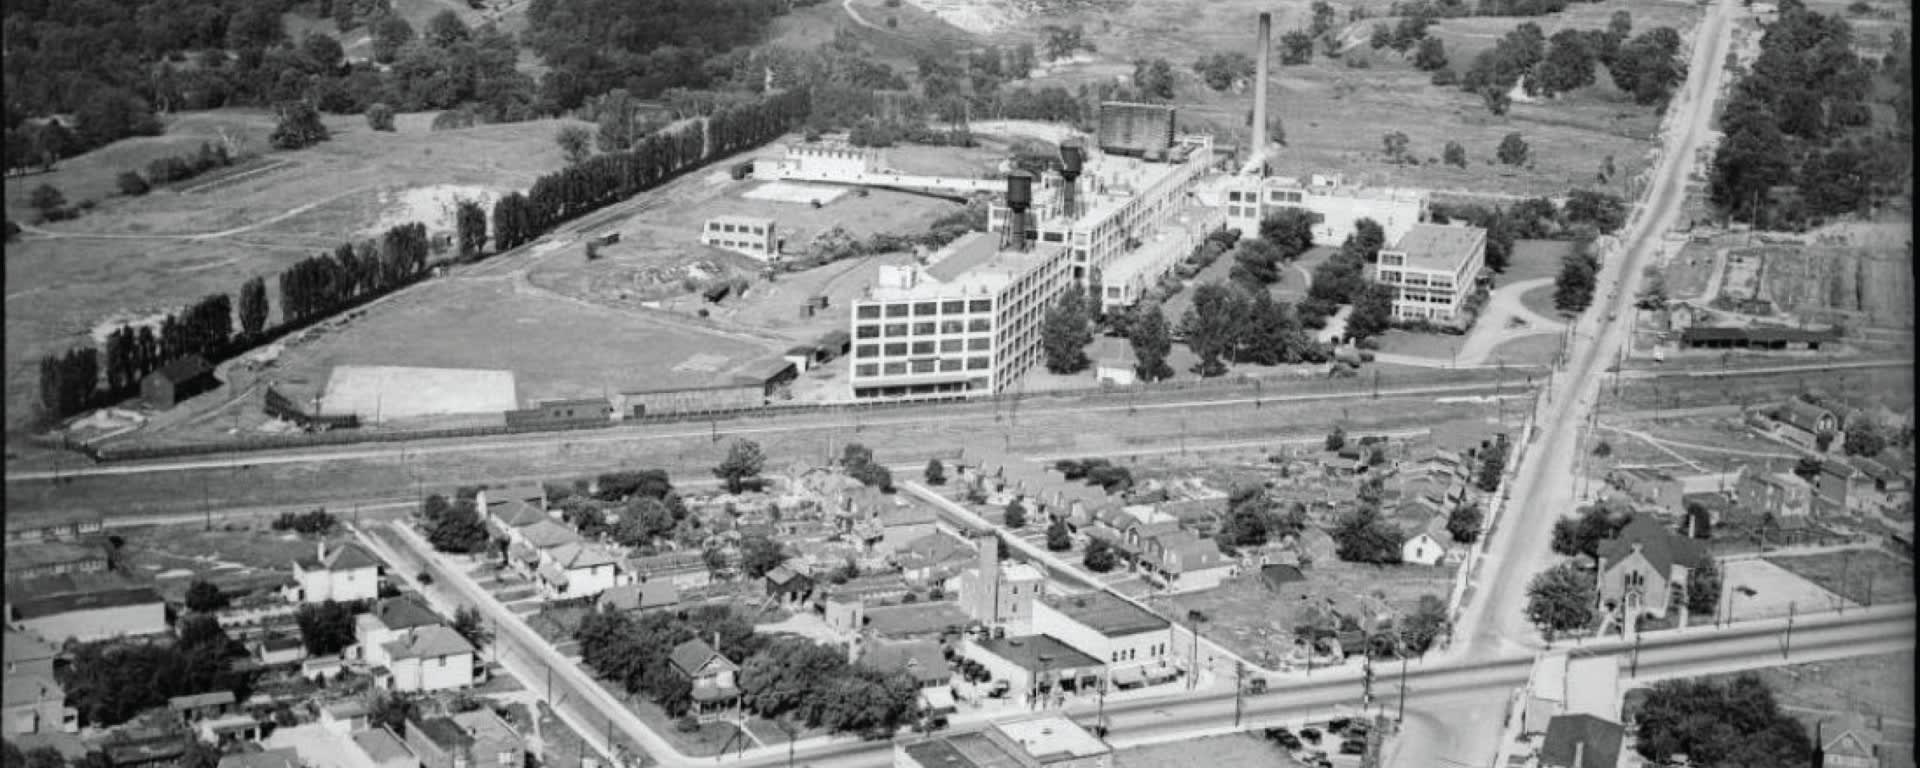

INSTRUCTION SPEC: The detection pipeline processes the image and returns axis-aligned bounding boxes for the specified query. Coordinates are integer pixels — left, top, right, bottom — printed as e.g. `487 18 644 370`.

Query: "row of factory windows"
855 299 996 320
853 356 992 377
855 338 994 358
856 319 995 338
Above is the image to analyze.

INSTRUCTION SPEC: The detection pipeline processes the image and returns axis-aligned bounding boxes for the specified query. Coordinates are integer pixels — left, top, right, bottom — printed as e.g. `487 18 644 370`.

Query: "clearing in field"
1719 557 1853 622
1146 562 1455 668
1766 548 1915 608
742 181 851 205
321 365 518 422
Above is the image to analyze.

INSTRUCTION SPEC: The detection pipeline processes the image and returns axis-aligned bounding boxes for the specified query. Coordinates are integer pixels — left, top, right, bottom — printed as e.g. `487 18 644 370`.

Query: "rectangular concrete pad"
742 181 849 205
1721 557 1853 622
322 365 517 422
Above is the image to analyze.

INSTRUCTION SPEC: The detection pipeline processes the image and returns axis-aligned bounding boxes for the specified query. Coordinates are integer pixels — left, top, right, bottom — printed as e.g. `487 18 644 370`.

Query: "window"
884 323 908 337
883 362 907 375
855 364 878 377
967 356 989 370
912 359 936 373
940 359 962 372
913 302 937 316
940 339 963 353
913 322 936 335
885 304 909 318
910 341 935 355
941 320 965 334
857 305 880 319
942 300 965 314
968 337 990 351
1228 191 1242 202
969 300 992 313
1042 232 1065 243
968 318 991 332
856 325 880 339
856 345 878 359
884 343 908 356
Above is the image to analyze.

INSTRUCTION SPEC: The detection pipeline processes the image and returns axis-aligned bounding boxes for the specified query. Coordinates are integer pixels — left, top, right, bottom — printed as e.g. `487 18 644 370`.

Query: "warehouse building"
1374 222 1488 323
1221 174 1429 248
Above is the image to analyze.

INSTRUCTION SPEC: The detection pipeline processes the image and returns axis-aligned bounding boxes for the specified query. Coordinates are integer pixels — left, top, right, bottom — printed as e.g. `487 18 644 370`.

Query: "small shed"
784 345 817 373
1260 564 1307 591
764 565 813 605
142 355 217 410
814 330 852 363
1090 338 1137 387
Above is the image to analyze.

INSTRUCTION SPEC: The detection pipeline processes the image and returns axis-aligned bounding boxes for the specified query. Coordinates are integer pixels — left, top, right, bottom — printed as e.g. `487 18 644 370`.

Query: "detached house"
1400 517 1458 567
1736 466 1814 518
1774 400 1842 450
626 551 712 590
291 541 382 604
355 595 445 666
405 711 524 768
1595 517 1713 623
534 542 626 601
4 629 76 738
378 625 477 693
1138 531 1232 592
670 639 740 723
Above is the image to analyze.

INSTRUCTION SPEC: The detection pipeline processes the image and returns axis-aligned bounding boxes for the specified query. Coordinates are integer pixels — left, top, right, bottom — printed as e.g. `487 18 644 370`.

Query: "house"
1826 727 1879 768
1609 468 1686 517
196 713 264 747
875 501 941 554
596 581 679 614
1736 466 1814 518
167 691 237 724
1032 592 1177 682
353 727 420 768
764 565 814 606
669 639 740 723
1139 531 1233 592
250 633 307 666
4 629 75 738
318 699 370 735
1814 460 1857 516
625 551 712 590
1400 527 1450 567
378 625 477 693
291 540 382 604
215 748 302 768
962 635 1105 705
534 542 626 601
142 355 217 410
895 532 975 585
1774 399 1842 449
1520 652 1622 735
859 639 950 696
1091 338 1138 387
897 714 1111 768
7 574 168 644
1682 491 1735 525
819 573 912 606
355 594 445 666
1595 516 1713 623
1538 714 1625 768
404 710 525 768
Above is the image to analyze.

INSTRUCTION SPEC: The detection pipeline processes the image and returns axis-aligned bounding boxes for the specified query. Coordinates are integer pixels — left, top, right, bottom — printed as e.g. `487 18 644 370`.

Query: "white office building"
1221 174 1429 247
699 215 778 260
848 232 1070 399
1374 222 1488 322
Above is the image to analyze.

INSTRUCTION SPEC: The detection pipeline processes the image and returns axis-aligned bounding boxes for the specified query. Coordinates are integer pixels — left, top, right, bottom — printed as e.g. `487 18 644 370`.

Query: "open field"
1757 243 1915 329
4 109 592 433
6 384 1510 523
1664 241 1718 299
118 521 349 601
1696 652 1916 729
1768 549 1916 607
1613 365 1914 413
1502 240 1577 285
1718 557 1853 621
1487 332 1563 365
1145 562 1456 668
1116 733 1304 768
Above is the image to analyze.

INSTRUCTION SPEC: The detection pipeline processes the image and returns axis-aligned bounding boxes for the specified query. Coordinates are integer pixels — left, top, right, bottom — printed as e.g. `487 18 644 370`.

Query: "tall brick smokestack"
1254 12 1272 162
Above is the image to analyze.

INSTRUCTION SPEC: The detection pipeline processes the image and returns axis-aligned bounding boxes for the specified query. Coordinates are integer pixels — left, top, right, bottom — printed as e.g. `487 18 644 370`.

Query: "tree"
295 600 357 656
1230 238 1283 288
1003 500 1028 529
1083 538 1119 572
1482 86 1512 116
1552 249 1598 313
1237 291 1299 365
1259 209 1318 260
428 499 490 553
1686 558 1721 615
1041 289 1093 373
185 579 229 612
1497 133 1529 166
371 14 415 63
1525 562 1596 638
1564 189 1628 233
1634 676 1814 767
270 102 330 150
1550 501 1635 558
740 534 786 579
1535 29 1597 96
1280 31 1316 66
1045 518 1072 551
1413 37 1448 71
1310 1 1338 36
1369 24 1391 50
1400 594 1450 654
116 171 151 196
1609 10 1633 39
365 102 396 131
1382 131 1412 164
1326 425 1347 452
1477 437 1508 492
1332 506 1402 564
1844 420 1886 457
924 459 946 485
1446 503 1485 545
368 691 417 734
1345 282 1396 340
29 184 65 216
425 9 470 46
1443 140 1467 168
556 125 593 165
616 498 674 546
1182 282 1246 377
239 277 269 338
1132 58 1176 101
1129 303 1174 382
713 438 766 494
452 605 492 649
456 200 487 259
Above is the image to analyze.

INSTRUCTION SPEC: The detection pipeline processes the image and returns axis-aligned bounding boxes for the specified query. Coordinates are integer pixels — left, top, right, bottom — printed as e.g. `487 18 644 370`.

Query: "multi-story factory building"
1221 173 1430 248
847 231 1070 399
1374 222 1489 322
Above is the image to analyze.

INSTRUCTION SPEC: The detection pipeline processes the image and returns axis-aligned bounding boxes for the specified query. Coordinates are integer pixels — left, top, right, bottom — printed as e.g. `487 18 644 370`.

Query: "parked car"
1327 718 1352 733
1299 727 1322 744
1339 738 1368 755
1275 733 1302 750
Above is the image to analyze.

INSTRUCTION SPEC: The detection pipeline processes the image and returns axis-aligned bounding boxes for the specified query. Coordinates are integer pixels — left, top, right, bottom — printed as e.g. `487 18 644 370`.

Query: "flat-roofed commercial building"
1222 174 1428 247
848 232 1070 399
896 714 1111 768
699 215 778 260
1374 222 1487 322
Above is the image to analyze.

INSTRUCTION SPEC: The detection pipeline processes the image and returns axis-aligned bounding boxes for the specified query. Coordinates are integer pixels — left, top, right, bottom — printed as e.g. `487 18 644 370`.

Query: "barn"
142 355 217 410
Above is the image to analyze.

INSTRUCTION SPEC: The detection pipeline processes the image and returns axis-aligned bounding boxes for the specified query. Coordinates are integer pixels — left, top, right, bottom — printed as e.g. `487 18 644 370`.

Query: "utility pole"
203 474 212 531
1781 601 1796 659
1362 650 1376 711
1395 654 1408 725
1233 660 1247 728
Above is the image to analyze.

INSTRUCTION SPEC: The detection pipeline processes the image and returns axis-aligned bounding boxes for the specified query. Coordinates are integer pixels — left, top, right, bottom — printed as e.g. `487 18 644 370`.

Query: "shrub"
117 171 151 196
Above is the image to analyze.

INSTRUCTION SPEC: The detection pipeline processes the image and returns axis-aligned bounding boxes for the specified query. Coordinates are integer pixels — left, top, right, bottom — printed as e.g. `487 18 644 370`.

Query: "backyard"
1145 562 1456 668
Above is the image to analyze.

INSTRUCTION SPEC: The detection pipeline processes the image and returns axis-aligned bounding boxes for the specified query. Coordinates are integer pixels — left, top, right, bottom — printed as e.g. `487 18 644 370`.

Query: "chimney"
713 631 721 654
318 539 327 564
1253 12 1272 164
975 533 1001 623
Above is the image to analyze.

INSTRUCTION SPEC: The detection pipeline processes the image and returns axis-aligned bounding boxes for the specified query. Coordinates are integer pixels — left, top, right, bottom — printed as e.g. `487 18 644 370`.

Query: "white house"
291 541 382 604
378 625 476 693
1139 531 1233 592
534 542 628 601
354 595 445 667
1401 531 1448 567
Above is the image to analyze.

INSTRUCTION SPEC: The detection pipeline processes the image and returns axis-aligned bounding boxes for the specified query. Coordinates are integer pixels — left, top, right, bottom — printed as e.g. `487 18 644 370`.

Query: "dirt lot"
4 109 591 432
1146 562 1456 668
1116 734 1304 768
1768 549 1916 607
1759 244 1915 330
1699 651 1915 728
1663 241 1718 300
118 520 351 601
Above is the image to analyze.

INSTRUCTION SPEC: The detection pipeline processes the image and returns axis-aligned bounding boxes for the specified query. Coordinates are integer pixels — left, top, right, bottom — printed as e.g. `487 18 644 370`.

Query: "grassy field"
1488 332 1563 365
118 521 350 601
1664 241 1719 300
1116 734 1304 768
3 109 593 433
1145 562 1455 668
1503 240 1577 285
1767 549 1916 607
1696 652 1915 729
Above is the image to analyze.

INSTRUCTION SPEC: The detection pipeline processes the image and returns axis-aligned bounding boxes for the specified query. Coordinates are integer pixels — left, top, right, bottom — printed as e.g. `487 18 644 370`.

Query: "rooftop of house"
1776 399 1840 432
898 532 974 567
1040 591 1171 636
598 581 680 612
215 748 300 768
352 728 413 765
1540 714 1625 768
972 635 1103 673
519 519 584 550
669 638 738 678
448 708 522 749
410 717 474 751
1382 223 1486 274
366 594 444 632
546 541 622 570
1596 516 1712 576
991 715 1110 762
489 501 548 529
628 550 708 574
486 485 547 508
381 624 474 661
295 541 382 571
860 639 949 685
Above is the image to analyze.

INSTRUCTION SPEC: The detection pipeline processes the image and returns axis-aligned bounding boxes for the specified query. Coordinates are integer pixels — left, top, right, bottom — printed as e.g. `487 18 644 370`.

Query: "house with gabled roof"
290 540 382 604
1137 530 1232 592
1400 516 1456 567
355 594 445 666
596 581 679 614
377 625 476 693
1537 713 1624 768
534 541 626 601
1772 399 1842 450
1595 516 1713 625
626 550 712 590
1736 465 1814 518
894 532 974 585
669 638 740 723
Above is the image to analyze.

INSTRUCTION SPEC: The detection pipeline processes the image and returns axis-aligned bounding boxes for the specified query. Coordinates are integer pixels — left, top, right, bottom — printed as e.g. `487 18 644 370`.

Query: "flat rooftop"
1040 591 1170 637
1386 223 1486 273
992 715 1110 761
868 233 1065 301
973 635 1103 673
902 733 1033 768
1261 176 1428 202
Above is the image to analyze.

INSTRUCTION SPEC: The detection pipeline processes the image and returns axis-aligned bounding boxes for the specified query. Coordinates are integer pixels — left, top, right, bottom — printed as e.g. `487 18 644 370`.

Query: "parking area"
1720 557 1853 622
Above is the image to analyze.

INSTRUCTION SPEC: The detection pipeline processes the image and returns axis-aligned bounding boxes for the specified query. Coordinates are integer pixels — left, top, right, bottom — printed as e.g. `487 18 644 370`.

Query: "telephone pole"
1782 601 1796 658
1395 654 1408 724
1233 661 1247 728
